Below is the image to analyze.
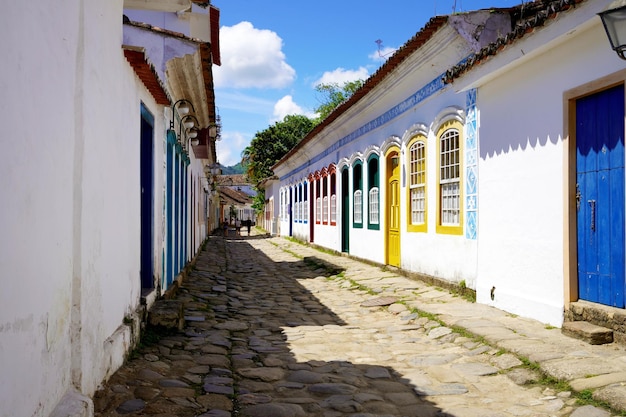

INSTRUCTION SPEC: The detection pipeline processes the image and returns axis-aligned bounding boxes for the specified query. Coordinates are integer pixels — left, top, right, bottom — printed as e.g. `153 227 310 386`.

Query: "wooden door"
576 84 625 307
386 150 401 267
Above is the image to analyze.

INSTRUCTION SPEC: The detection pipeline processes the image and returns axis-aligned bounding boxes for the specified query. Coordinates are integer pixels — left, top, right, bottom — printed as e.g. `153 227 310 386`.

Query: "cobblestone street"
93 230 625 416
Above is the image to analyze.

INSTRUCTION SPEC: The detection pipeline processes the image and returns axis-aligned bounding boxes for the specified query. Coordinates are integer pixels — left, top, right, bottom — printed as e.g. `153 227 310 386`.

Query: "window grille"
440 129 460 225
410 141 426 225
323 196 329 224
295 201 300 222
316 197 321 223
354 190 362 224
330 194 337 224
303 199 308 223
369 187 379 225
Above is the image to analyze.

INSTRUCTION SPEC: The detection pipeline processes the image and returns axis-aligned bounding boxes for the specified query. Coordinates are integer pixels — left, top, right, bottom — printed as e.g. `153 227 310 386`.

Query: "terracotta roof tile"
444 0 588 84
123 48 170 105
219 187 252 205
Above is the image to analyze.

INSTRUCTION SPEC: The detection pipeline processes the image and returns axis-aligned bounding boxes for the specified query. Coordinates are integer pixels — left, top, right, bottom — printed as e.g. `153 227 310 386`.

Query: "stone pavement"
93 229 626 417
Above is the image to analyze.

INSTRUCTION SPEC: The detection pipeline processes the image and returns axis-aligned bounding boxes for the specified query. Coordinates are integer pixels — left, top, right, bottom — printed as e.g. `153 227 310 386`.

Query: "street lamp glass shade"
191 138 200 146
177 102 190 115
183 120 195 129
188 130 198 139
600 5 626 59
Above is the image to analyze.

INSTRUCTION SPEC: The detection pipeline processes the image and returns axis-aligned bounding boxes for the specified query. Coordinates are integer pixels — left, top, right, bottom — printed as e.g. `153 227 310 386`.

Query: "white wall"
0 1 171 415
0 2 80 415
475 18 624 326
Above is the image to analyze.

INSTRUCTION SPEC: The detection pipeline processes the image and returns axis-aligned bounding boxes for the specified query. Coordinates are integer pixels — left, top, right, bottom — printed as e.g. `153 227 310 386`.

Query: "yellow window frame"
406 135 427 233
436 119 464 235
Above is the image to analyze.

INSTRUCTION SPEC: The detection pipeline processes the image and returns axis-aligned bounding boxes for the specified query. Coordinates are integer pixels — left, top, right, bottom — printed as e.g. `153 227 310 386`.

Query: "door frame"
140 103 155 290
308 174 315 242
341 166 350 252
385 147 401 267
564 69 626 305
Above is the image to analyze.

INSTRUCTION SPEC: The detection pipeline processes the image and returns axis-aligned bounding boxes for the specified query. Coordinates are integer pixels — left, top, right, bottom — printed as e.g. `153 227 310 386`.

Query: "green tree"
242 114 316 214
314 80 365 122
242 114 315 185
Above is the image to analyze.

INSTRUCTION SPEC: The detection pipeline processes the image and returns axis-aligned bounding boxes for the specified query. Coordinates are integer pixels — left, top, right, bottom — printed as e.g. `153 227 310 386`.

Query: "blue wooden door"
341 168 350 252
576 84 625 307
140 105 154 290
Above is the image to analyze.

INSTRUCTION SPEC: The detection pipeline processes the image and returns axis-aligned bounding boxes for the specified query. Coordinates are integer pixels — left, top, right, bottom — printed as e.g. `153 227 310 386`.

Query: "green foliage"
241 114 316 208
251 188 266 214
221 162 245 175
314 80 365 122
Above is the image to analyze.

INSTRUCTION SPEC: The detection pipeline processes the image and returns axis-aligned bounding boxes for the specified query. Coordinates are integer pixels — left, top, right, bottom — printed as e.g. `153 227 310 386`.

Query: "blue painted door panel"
576 84 625 308
140 108 154 290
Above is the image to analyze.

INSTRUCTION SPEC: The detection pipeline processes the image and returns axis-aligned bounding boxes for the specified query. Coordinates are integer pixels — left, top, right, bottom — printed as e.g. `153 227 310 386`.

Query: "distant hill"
221 162 245 175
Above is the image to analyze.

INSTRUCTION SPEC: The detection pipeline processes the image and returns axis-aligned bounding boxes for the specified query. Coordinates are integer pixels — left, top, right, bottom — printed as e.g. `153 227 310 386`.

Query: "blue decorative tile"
466 211 477 239
466 149 477 166
465 89 478 240
466 166 477 194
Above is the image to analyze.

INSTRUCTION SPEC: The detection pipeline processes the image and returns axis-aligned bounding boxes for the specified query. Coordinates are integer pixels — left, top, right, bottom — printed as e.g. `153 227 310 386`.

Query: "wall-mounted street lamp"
204 162 222 196
599 1 626 60
205 162 222 177
187 127 200 146
179 114 200 148
208 124 219 140
170 99 195 130
208 107 222 141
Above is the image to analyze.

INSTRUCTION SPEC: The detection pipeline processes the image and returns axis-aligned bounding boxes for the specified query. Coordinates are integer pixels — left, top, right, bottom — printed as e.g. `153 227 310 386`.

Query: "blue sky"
212 0 522 167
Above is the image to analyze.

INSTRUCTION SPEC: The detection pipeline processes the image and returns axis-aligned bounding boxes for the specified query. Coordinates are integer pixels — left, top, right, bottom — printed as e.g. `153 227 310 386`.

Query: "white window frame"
316 196 322 223
440 129 460 226
323 196 329 224
354 190 362 224
369 187 379 225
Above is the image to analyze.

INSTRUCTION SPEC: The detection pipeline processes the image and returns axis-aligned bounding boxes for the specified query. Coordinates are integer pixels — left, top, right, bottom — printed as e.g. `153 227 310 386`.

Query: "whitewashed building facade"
270 0 625 331
0 1 220 416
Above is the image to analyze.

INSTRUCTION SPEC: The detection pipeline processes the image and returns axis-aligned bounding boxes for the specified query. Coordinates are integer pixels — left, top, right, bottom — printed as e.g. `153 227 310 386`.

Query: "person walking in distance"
245 218 252 236
235 218 241 236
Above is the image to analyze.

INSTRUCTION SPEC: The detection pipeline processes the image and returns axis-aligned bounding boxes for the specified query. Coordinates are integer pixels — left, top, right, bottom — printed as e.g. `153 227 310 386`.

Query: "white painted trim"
432 106 465 133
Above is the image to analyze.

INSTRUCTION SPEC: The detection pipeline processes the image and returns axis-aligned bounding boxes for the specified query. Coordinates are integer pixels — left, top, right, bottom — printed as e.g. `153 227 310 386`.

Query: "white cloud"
369 46 397 62
313 67 369 87
216 131 250 167
214 22 296 89
271 95 317 122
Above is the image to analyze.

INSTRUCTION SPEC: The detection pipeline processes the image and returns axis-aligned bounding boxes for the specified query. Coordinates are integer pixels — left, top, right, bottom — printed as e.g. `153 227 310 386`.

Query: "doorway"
575 84 625 307
140 104 154 290
386 149 401 267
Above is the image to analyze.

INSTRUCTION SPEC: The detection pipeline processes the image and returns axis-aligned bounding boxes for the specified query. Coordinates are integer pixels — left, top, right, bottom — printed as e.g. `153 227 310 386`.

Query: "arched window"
303 182 308 223
353 162 363 227
296 183 301 222
315 175 322 224
322 172 329 224
437 121 463 234
330 172 337 225
408 137 427 232
368 155 380 230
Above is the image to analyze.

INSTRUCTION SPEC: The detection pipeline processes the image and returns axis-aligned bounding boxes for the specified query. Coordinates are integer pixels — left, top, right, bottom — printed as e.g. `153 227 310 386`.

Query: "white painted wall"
474 15 624 326
0 3 80 414
0 1 187 415
272 1 624 329
263 180 280 234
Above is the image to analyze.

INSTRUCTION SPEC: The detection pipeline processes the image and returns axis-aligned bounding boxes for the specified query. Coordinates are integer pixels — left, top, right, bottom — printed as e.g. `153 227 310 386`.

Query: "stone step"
148 299 184 330
562 321 613 345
